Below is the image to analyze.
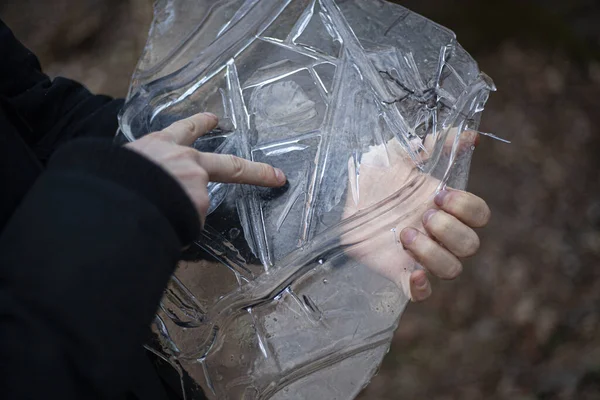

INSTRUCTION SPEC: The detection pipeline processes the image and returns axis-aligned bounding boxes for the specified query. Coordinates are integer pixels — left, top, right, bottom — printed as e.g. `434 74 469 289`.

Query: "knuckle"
429 212 453 236
469 232 481 253
229 155 245 178
476 203 492 227
180 119 198 137
182 147 199 160
442 259 463 280
198 166 209 182
413 236 434 263
438 214 455 234
187 165 208 182
448 193 466 215
458 232 480 258
180 166 208 186
258 163 273 182
449 192 491 228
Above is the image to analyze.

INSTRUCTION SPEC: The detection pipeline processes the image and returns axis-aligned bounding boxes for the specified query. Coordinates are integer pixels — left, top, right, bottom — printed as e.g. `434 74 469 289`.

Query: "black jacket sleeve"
0 139 201 399
0 19 124 164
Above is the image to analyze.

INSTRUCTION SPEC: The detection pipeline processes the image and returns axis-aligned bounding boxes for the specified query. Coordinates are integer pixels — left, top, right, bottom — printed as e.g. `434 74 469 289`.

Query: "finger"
400 228 462 280
198 153 286 187
449 129 479 154
422 209 480 258
409 270 432 302
434 189 491 228
160 112 218 145
420 129 478 160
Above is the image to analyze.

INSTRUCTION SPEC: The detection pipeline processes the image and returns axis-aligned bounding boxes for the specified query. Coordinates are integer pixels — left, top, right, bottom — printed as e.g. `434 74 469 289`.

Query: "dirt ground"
2 0 599 399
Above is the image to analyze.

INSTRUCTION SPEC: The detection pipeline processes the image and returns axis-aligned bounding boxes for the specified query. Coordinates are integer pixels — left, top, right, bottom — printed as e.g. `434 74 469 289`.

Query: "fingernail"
400 228 418 245
434 190 449 207
423 209 437 224
274 168 286 184
414 274 428 289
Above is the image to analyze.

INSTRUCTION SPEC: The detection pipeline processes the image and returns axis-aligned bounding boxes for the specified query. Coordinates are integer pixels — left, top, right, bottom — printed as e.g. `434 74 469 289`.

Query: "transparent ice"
117 0 495 398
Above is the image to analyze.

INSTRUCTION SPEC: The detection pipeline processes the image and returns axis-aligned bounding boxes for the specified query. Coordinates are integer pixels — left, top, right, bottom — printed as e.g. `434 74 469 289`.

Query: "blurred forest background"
1 0 599 399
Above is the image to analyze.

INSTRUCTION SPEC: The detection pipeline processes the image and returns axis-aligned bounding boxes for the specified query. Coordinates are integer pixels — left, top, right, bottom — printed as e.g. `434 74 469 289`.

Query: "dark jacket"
0 19 200 399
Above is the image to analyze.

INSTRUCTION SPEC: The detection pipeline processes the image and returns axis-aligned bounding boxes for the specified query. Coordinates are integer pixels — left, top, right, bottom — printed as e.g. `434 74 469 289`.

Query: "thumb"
159 112 219 145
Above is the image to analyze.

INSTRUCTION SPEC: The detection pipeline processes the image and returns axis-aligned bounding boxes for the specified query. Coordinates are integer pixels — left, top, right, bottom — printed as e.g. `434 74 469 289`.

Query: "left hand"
401 188 490 301
341 131 490 302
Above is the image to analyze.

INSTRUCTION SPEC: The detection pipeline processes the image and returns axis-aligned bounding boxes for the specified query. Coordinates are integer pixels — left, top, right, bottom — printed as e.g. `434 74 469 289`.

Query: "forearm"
0 139 199 398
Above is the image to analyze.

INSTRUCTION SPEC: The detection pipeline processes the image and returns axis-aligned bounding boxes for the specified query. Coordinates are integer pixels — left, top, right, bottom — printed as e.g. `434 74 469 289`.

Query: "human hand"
401 188 490 301
125 112 287 226
342 131 490 302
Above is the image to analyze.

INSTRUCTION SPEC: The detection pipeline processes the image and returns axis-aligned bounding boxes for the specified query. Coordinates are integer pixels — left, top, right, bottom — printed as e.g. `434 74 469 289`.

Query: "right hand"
125 112 287 227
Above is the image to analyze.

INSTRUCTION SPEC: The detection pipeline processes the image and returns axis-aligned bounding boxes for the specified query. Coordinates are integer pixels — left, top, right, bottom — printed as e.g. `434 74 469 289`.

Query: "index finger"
198 153 287 187
159 112 219 145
